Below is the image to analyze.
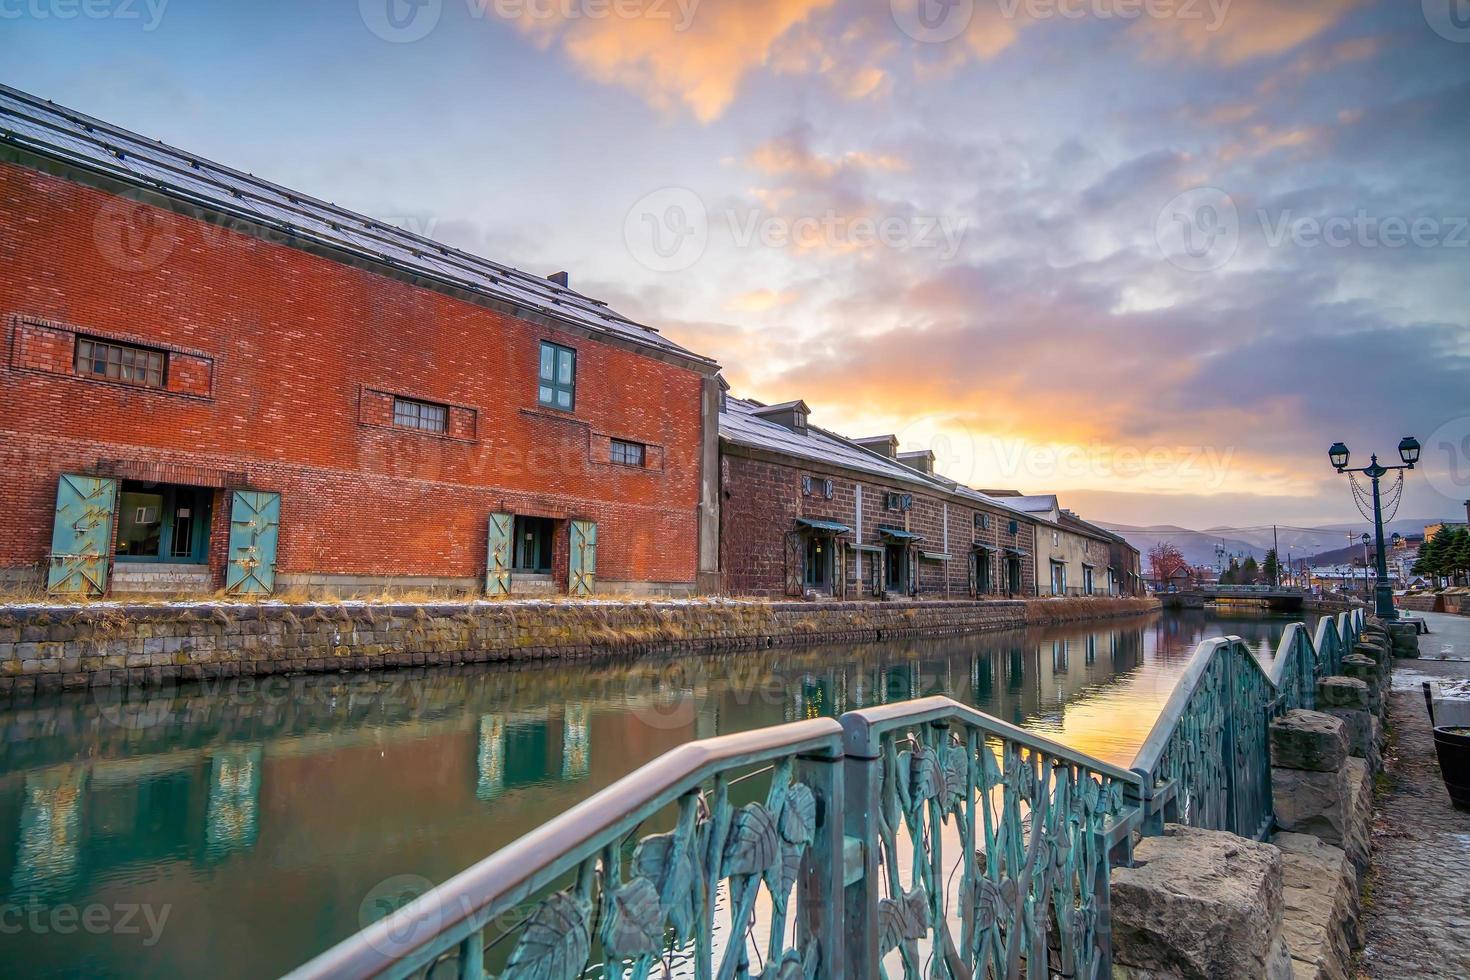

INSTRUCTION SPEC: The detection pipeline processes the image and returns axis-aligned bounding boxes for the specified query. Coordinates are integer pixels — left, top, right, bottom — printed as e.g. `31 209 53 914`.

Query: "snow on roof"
720 396 1032 519
0 84 716 369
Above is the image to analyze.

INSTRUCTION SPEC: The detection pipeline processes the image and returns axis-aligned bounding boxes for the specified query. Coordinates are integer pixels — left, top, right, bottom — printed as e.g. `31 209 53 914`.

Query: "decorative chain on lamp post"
1328 436 1420 619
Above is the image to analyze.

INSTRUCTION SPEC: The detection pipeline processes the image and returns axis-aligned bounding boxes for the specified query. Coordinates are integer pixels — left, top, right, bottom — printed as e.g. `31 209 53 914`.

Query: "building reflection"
205 748 262 861
12 767 87 902
1 608 1320 917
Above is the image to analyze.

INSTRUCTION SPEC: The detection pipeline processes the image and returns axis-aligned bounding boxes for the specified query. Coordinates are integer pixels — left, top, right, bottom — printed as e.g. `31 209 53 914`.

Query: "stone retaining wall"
0 596 1158 694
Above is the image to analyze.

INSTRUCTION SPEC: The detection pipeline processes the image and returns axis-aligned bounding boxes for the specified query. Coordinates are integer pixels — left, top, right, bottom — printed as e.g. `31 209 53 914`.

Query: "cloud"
507 0 837 122
724 288 800 312
1133 0 1363 65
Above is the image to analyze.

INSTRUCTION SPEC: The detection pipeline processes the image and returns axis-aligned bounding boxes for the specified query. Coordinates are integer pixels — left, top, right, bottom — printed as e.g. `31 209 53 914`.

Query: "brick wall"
0 161 711 591
719 449 1037 598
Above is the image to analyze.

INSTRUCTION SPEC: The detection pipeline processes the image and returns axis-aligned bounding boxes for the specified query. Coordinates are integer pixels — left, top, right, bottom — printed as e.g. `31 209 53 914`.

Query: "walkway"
1360 611 1470 979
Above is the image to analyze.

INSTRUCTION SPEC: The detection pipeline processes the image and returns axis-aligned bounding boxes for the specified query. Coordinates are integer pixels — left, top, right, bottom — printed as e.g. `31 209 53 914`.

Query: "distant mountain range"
1099 519 1437 569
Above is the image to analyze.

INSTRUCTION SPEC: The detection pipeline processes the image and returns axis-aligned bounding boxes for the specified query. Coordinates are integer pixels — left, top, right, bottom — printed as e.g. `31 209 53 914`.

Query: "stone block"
1316 676 1370 713
1273 832 1359 980
1387 622 1419 658
1340 655 1381 713
1271 710 1347 772
1272 765 1352 846
1321 707 1380 771
1111 824 1292 980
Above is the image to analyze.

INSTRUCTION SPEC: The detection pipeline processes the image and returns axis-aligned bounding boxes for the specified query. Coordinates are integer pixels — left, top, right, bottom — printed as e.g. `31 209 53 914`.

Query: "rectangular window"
610 439 645 467
539 341 576 411
392 397 448 433
74 336 166 388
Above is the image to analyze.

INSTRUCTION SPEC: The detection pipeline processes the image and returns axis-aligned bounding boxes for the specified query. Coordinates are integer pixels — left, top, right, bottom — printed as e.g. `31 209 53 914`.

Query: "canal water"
0 608 1313 979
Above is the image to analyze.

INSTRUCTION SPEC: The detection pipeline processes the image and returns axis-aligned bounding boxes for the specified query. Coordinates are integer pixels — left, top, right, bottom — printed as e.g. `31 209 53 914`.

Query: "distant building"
718 392 1038 598
1425 501 1470 543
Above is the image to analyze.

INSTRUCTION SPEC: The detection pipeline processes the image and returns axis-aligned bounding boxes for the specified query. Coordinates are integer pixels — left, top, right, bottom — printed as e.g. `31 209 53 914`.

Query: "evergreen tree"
1263 549 1281 587
1241 555 1260 585
1221 557 1241 585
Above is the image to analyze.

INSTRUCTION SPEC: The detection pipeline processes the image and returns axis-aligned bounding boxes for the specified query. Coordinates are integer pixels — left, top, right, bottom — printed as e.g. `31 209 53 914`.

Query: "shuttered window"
74 336 166 388
393 396 448 433
539 341 576 411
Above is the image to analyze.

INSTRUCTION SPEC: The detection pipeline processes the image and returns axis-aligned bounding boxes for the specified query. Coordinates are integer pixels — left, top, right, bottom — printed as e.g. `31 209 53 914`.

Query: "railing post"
839 719 882 979
1223 645 1240 834
796 749 846 979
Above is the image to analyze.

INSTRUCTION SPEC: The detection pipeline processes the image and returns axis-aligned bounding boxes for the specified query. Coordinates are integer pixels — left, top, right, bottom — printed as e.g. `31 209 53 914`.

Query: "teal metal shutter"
569 520 597 596
968 550 978 598
47 474 119 596
225 491 281 596
833 540 847 597
907 545 918 596
486 513 513 596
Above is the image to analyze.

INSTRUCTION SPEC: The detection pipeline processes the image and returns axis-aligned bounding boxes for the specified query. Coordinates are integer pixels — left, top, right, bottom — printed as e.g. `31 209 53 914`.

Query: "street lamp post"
1360 533 1371 600
1328 436 1420 619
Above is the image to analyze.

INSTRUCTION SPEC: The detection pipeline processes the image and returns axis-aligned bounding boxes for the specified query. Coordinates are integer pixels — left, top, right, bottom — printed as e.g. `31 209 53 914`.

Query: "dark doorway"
1007 557 1023 595
115 482 211 563
975 550 993 594
513 516 555 573
803 534 832 592
885 543 906 593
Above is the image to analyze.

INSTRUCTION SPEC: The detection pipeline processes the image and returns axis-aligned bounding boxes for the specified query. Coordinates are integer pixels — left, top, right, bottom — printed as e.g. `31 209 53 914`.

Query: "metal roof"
720 396 1042 524
795 517 852 534
721 396 945 489
0 84 715 369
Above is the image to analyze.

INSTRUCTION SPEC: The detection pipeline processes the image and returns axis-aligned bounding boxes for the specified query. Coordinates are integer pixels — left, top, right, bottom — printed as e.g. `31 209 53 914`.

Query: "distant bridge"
1159 584 1314 611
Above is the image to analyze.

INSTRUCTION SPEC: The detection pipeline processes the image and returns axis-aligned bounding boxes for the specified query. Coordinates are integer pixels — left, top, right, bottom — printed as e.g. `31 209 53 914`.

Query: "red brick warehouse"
0 86 723 598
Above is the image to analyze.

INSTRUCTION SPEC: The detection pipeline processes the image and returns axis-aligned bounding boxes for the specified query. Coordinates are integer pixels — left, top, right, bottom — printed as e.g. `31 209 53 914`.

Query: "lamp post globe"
1328 436 1416 620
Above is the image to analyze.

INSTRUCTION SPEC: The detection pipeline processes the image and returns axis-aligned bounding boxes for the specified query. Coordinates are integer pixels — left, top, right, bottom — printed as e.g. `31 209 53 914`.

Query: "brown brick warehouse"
0 86 723 598
0 84 1141 601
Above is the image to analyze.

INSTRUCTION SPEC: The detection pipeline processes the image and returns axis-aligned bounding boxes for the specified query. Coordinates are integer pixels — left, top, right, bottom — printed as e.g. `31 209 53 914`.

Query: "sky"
5 0 1469 530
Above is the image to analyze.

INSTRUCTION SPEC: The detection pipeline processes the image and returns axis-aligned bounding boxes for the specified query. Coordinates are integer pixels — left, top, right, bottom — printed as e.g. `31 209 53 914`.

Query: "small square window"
74 336 167 388
393 396 448 433
539 341 576 411
610 439 645 467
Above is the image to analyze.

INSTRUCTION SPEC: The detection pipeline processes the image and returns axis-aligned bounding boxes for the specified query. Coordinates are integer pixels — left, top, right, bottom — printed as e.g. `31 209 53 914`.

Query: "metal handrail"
840 694 1143 786
285 718 844 980
1130 608 1364 837
287 610 1366 979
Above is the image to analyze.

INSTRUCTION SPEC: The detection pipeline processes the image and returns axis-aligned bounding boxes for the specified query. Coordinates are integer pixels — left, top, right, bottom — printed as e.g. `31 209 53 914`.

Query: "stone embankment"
0 595 1157 694
1111 618 1401 980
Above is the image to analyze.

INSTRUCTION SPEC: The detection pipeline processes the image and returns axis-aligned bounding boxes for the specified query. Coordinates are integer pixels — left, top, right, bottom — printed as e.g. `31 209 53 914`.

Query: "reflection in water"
204 749 261 861
477 715 505 801
12 768 86 903
0 609 1310 979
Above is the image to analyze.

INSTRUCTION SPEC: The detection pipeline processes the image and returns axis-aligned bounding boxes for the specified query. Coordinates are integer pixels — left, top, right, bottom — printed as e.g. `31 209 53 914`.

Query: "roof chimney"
547 271 569 287
853 435 899 459
897 450 936 475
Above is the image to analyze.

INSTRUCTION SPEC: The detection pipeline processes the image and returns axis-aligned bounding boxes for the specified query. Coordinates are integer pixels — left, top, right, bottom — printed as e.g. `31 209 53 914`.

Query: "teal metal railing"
286 609 1365 980
1129 608 1364 841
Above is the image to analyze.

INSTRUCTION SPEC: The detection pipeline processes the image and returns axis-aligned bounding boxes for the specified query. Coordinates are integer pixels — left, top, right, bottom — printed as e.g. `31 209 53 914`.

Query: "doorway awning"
1005 548 1029 558
878 527 923 542
795 517 851 534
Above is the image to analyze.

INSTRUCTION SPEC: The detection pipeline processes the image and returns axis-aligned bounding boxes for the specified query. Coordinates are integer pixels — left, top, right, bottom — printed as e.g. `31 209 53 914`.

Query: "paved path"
1360 611 1470 979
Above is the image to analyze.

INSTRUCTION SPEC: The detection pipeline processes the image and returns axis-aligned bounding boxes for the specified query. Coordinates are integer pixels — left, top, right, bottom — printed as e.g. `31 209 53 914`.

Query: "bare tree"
1148 541 1189 587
